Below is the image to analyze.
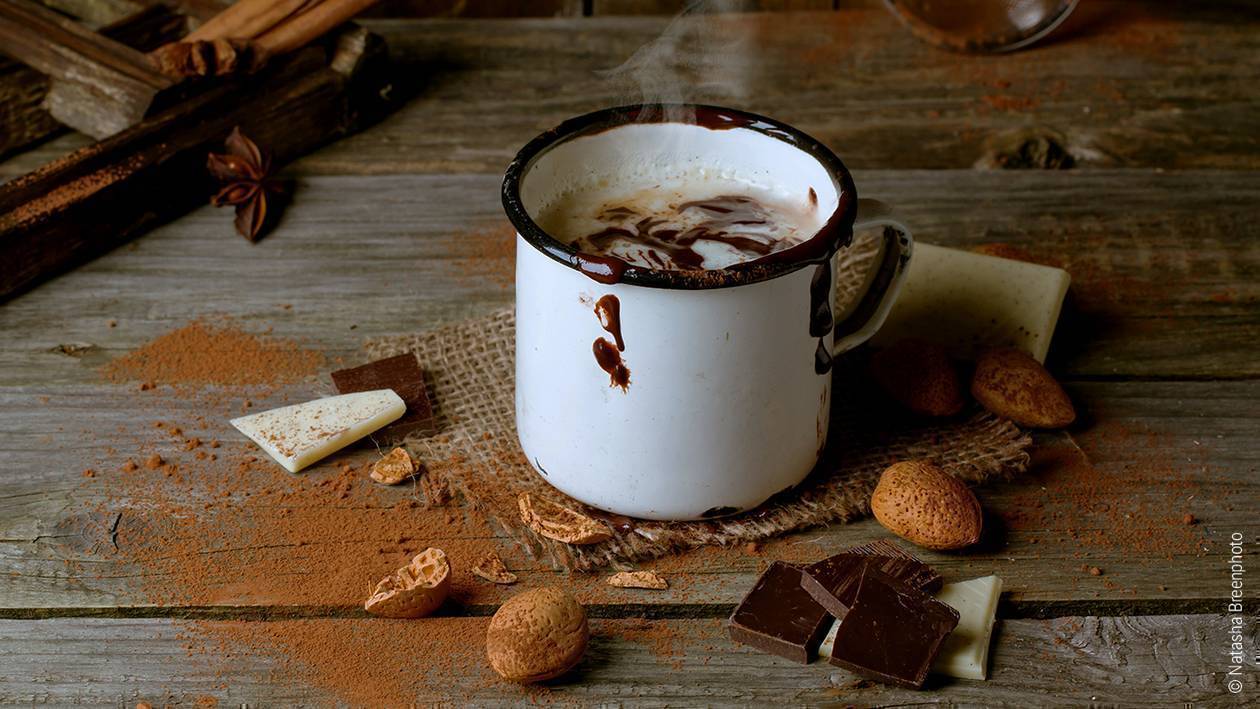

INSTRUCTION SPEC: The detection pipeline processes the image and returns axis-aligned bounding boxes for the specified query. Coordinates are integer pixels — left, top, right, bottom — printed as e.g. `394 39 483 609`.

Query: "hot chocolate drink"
535 177 823 272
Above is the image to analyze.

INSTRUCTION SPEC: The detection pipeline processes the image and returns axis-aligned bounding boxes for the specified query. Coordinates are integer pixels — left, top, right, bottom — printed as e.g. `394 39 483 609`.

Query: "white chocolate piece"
815 617 841 660
230 389 405 472
871 243 1070 362
932 575 1003 680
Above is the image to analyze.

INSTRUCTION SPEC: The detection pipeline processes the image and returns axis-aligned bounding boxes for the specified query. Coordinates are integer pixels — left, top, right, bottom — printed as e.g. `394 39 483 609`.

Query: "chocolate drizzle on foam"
570 195 801 273
503 104 859 374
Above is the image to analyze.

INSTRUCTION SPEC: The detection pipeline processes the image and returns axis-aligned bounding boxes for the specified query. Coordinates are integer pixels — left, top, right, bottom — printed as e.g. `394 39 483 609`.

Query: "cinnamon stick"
186 0 318 42
150 37 262 79
256 0 379 55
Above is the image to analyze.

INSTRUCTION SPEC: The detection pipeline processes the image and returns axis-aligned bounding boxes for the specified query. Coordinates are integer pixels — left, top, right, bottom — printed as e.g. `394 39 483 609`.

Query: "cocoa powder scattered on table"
1001 425 1215 581
101 318 325 389
77 320 548 703
445 223 516 291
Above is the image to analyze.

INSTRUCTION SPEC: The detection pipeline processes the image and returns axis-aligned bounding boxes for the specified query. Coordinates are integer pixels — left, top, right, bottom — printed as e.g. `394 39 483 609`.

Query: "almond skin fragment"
370 447 418 485
869 338 966 417
472 552 518 585
364 547 450 618
970 347 1075 428
487 587 588 682
607 571 668 590
518 493 612 545
871 461 983 551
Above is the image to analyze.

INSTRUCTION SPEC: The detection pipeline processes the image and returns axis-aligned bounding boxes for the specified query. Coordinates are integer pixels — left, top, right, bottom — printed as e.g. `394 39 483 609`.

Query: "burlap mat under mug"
366 235 1032 572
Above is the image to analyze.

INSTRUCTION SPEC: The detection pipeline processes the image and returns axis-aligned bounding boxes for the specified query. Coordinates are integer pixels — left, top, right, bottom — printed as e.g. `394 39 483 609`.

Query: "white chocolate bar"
932 575 1003 680
816 617 841 660
230 389 405 473
871 243 1070 362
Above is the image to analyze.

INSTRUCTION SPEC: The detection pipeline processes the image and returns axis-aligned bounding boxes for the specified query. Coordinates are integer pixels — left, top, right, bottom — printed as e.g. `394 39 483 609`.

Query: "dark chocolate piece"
800 540 942 618
828 567 960 688
844 539 943 592
728 561 831 664
331 353 435 443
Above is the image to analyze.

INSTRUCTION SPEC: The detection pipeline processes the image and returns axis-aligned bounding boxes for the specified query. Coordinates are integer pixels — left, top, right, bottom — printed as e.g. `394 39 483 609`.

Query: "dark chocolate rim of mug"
502 104 858 290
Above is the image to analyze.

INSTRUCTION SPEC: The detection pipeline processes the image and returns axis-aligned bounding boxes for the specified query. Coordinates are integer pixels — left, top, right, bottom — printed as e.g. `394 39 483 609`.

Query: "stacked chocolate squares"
728 540 959 688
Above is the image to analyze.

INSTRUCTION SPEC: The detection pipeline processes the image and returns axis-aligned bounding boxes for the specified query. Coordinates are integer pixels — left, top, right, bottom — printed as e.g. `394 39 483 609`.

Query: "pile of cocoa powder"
101 317 325 390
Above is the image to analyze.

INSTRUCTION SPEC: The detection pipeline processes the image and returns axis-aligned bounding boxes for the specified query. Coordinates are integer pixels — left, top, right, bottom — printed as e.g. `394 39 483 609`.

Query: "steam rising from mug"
598 0 751 125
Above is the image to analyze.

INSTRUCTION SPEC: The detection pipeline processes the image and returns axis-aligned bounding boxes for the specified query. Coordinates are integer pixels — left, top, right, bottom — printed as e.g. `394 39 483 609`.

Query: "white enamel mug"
503 105 912 521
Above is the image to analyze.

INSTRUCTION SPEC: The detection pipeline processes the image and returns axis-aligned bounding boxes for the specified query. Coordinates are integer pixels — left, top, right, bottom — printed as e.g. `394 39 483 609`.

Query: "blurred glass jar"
883 0 1080 53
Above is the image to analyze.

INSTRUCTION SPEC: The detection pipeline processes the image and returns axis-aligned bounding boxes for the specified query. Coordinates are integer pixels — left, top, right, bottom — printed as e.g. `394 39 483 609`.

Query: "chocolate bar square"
828 566 960 688
800 540 942 619
331 353 435 443
841 539 943 593
728 561 831 664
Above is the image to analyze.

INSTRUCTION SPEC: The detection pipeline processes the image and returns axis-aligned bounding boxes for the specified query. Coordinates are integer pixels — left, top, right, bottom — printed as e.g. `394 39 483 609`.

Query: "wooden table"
2 3 1257 705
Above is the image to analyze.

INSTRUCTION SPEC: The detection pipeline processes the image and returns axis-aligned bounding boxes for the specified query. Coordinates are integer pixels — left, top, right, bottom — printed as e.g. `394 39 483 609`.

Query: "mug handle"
832 198 914 354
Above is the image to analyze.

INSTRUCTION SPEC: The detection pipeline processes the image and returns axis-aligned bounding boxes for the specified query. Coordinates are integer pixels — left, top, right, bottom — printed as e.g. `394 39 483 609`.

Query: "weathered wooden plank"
0 26 398 301
0 614 1252 705
37 0 149 28
0 4 186 160
0 0 176 138
5 5 1259 179
367 0 584 17
593 0 835 13
314 7 1260 174
0 170 1254 380
1 378 1254 611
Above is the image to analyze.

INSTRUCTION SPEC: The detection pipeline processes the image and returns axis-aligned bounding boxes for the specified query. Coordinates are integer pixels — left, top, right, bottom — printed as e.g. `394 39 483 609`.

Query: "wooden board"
1 372 1255 613
0 4 186 160
6 4 1259 180
0 614 1251 705
593 0 836 13
0 171 1254 380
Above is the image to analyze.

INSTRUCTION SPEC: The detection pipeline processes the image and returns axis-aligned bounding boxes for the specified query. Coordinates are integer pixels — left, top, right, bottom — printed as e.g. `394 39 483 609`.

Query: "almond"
518 492 612 545
870 461 983 551
970 347 1075 428
370 447 418 485
869 338 966 417
486 587 588 682
472 552 518 585
607 570 668 590
364 547 450 618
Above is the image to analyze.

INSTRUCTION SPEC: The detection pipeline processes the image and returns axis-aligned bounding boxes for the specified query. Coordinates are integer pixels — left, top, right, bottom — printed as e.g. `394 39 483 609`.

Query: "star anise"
207 127 282 242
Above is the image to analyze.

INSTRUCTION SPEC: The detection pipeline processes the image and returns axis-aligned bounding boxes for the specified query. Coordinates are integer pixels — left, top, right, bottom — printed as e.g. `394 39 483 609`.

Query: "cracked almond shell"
472 552 518 585
607 571 668 590
370 447 418 485
518 493 612 545
364 547 450 618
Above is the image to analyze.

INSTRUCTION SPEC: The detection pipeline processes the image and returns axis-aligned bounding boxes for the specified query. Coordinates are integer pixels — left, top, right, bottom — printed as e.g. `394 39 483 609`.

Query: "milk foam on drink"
534 171 823 272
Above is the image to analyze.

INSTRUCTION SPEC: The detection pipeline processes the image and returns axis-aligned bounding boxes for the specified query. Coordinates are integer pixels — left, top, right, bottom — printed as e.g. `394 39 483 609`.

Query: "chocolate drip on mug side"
572 252 627 284
814 339 833 375
593 338 630 391
594 294 625 351
809 260 833 338
592 293 630 390
810 260 834 374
